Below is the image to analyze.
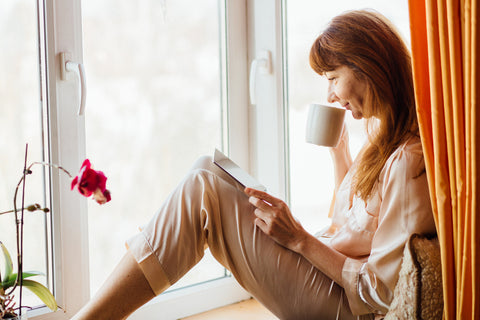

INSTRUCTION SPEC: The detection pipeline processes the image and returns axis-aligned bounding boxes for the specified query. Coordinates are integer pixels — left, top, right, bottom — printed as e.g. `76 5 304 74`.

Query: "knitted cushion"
384 234 443 320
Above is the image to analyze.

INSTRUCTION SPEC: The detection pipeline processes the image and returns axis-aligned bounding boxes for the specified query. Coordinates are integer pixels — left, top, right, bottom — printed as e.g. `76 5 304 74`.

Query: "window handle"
60 52 87 116
249 50 272 105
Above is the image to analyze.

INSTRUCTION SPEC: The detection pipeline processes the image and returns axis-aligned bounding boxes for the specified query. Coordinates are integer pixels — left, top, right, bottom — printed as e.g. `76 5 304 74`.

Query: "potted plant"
1 145 111 319
1 241 57 319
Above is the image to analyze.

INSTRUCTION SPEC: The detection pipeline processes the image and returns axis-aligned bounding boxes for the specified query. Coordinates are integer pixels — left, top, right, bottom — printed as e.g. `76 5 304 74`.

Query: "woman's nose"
327 83 338 103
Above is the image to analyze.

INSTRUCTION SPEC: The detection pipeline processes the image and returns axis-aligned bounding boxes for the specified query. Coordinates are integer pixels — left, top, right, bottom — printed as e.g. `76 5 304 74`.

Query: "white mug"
305 103 346 147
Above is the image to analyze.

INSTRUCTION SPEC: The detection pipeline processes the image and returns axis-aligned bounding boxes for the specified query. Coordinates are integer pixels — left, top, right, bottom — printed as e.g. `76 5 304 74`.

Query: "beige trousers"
126 156 373 320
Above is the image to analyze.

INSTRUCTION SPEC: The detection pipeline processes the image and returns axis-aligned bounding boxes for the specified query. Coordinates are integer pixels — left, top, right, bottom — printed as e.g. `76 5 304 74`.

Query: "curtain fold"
408 0 479 318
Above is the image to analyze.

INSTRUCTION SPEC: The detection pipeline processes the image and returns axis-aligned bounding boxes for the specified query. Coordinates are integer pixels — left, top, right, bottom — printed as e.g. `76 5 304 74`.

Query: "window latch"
249 50 272 105
60 52 87 116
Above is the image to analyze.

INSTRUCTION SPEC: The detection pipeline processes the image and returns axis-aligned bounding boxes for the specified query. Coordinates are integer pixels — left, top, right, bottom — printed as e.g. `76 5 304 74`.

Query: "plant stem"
0 205 49 216
4 146 73 317
4 147 73 316
18 143 28 315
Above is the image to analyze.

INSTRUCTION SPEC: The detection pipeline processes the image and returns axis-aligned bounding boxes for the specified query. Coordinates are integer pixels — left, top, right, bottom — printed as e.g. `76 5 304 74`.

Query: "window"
81 1 256 317
0 0 49 311
24 0 251 319
82 0 226 297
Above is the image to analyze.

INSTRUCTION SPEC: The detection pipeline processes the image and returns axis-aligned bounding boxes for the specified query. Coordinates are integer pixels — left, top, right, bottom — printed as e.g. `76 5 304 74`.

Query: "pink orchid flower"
71 159 111 204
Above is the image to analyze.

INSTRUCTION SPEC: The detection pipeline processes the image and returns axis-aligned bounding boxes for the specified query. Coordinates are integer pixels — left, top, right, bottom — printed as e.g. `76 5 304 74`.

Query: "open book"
213 148 267 192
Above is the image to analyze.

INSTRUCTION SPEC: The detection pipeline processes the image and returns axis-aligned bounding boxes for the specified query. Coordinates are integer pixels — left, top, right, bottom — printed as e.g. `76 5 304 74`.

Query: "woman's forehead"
325 65 351 75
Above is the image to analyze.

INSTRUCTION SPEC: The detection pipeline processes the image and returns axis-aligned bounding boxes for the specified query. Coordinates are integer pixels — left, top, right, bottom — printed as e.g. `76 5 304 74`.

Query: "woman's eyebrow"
325 72 336 79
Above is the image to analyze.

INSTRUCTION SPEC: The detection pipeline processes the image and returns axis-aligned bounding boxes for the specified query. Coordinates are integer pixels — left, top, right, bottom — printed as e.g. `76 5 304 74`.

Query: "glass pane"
82 0 225 296
0 0 48 311
286 1 411 233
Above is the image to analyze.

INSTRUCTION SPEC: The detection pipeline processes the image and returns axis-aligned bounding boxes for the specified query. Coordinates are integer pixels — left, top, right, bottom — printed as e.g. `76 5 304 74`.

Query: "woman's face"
325 65 367 119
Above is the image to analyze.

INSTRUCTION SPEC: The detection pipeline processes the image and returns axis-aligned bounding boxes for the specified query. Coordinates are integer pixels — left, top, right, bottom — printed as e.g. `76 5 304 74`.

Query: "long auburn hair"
309 10 418 200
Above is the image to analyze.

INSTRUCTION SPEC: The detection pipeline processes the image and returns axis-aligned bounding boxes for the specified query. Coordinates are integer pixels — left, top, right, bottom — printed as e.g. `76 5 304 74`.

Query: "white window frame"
28 0 89 319
246 0 289 201
27 0 264 319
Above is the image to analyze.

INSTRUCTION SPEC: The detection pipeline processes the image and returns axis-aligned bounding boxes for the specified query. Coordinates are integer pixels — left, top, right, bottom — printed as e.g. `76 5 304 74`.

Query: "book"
213 148 267 192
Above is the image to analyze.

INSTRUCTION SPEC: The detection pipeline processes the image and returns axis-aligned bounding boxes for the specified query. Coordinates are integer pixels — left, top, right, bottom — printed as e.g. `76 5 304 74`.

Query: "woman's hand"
245 188 347 285
329 124 353 189
330 123 350 157
244 188 308 253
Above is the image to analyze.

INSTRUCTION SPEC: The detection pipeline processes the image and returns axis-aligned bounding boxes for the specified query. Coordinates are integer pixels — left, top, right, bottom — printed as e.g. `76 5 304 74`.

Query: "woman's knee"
189 154 243 191
191 155 215 171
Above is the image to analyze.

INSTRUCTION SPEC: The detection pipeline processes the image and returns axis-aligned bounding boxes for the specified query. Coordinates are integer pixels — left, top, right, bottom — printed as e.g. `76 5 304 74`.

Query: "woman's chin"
351 111 363 120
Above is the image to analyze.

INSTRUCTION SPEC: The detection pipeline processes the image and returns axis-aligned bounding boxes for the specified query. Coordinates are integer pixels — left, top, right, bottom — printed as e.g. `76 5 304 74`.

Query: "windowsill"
128 277 252 319
181 298 277 320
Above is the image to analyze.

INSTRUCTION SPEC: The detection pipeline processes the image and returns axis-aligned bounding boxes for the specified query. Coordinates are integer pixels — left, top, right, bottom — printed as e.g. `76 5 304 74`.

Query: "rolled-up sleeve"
340 142 436 315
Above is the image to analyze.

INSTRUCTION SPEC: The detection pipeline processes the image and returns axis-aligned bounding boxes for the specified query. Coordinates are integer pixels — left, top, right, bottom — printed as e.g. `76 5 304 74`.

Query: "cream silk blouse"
319 136 437 315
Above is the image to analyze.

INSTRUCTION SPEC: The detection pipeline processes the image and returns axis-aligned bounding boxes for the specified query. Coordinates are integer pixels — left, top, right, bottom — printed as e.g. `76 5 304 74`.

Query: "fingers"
245 188 304 250
248 195 272 212
246 188 286 230
254 217 268 230
244 188 285 208
340 123 349 141
246 189 277 227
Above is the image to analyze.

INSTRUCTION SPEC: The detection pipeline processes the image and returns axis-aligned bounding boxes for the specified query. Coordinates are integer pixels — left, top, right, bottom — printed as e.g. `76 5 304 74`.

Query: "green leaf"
0 241 14 283
22 279 58 311
2 271 45 290
26 270 44 278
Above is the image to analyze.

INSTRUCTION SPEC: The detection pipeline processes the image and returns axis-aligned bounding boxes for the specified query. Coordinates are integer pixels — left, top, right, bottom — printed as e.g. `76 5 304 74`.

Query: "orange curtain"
408 0 479 318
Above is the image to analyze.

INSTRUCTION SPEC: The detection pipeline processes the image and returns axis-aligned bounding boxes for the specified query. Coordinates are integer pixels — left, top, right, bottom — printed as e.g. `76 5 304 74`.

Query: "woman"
73 10 436 320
